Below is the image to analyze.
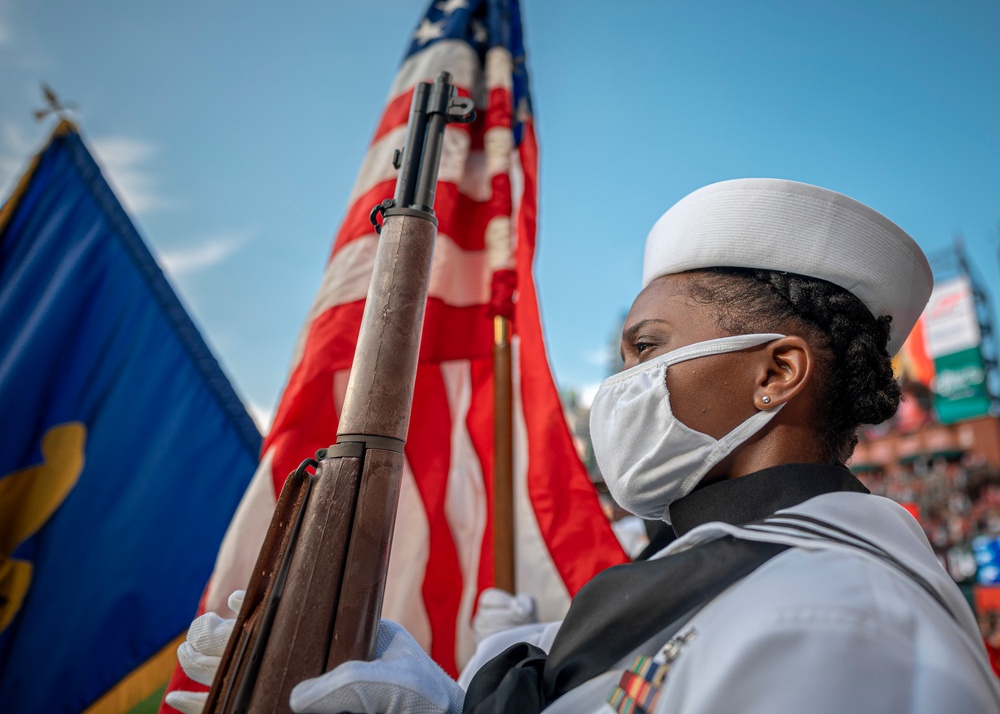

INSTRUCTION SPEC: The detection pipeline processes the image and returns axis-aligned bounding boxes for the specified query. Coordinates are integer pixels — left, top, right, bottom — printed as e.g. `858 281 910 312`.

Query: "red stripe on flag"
276 299 494 396
466 356 497 600
371 86 476 146
406 365 463 676
262 301 365 486
332 180 394 257
265 375 341 495
420 299 494 363
487 172 513 227
333 182 497 256
484 87 513 132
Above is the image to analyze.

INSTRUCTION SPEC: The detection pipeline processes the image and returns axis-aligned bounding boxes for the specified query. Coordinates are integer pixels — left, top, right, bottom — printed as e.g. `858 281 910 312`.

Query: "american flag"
162 0 625 704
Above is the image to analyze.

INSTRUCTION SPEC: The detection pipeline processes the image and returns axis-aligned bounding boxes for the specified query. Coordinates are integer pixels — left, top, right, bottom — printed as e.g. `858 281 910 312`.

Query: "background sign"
894 276 991 427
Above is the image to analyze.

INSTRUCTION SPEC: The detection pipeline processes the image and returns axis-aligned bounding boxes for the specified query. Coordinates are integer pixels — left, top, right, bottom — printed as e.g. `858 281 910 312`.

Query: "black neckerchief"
669 462 869 537
463 462 870 714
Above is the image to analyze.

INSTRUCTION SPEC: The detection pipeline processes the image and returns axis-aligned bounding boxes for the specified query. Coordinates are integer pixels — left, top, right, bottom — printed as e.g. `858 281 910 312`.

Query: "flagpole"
493 314 516 592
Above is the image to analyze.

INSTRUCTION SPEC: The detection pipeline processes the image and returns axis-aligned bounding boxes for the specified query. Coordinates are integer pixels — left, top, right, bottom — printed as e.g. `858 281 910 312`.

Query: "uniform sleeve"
654 604 995 714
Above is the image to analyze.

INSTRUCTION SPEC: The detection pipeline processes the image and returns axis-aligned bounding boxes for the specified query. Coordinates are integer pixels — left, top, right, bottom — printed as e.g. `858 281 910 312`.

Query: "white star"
471 20 488 44
413 18 445 45
515 96 531 123
435 0 468 15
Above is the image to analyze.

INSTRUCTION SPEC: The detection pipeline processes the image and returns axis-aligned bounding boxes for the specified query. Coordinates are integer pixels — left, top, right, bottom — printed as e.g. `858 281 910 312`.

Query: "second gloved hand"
164 590 244 714
289 619 464 714
472 587 538 644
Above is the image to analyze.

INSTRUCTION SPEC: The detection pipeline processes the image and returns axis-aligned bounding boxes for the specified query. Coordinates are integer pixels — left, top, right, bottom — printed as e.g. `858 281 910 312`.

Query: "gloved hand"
164 590 244 714
289 619 464 714
472 587 537 644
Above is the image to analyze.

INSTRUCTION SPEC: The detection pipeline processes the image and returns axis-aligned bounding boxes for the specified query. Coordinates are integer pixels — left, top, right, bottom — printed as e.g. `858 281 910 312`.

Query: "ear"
752 336 814 410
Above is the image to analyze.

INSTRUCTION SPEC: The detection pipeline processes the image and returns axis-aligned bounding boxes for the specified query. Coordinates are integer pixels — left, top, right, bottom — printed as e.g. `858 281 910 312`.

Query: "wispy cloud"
89 135 169 218
0 127 172 218
157 232 250 278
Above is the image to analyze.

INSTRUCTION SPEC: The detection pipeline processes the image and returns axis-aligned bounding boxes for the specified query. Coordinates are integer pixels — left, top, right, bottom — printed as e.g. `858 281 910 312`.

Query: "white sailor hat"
643 178 933 356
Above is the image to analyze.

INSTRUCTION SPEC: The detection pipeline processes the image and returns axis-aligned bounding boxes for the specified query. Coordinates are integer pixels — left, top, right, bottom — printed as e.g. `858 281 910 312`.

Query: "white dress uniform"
461 486 1000 713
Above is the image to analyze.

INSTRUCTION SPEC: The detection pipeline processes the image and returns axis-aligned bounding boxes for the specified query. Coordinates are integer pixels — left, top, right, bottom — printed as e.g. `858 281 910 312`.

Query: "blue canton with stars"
402 0 533 146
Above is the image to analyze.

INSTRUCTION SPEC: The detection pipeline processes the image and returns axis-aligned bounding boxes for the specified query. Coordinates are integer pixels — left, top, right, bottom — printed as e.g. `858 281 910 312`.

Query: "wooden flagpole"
493 314 516 592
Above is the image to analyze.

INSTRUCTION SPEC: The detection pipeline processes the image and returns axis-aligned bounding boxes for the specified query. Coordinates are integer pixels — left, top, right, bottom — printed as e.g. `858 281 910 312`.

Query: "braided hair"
685 267 900 462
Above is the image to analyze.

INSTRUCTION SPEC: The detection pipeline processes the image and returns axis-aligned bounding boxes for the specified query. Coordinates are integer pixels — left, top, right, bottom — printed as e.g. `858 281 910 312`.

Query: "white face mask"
590 333 785 522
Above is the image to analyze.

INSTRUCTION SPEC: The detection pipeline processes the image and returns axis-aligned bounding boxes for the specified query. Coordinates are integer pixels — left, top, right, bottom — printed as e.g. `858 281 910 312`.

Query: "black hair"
685 267 900 462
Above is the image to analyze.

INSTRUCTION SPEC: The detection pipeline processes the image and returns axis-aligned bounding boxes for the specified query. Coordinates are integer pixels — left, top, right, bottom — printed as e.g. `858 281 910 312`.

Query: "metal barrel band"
317 443 364 460
332 434 406 455
382 206 439 225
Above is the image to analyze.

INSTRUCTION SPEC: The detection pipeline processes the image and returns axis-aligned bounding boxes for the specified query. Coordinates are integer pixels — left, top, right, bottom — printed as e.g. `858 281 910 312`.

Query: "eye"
619 319 671 366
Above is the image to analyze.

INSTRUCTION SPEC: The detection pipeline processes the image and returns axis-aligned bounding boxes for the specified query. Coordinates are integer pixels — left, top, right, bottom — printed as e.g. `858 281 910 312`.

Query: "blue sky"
2 1 999 428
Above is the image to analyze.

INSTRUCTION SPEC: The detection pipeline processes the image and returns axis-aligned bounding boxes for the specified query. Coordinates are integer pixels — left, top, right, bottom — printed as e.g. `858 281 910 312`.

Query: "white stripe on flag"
484 47 514 91
333 368 351 418
348 125 406 206
440 360 488 668
457 149 492 202
287 237 376 373
509 148 524 255
349 125 473 206
383 458 433 652
485 216 514 272
484 126 513 178
428 236 490 306
389 40 480 100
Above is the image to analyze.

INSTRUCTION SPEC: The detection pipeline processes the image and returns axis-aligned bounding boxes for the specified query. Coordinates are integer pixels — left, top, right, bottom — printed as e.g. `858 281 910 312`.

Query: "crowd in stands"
857 456 1000 579
856 454 1000 674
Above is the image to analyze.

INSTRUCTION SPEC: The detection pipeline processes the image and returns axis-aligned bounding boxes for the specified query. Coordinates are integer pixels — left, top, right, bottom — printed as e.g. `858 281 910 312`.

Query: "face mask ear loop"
674 402 786 508
658 332 786 405
603 333 786 388
661 333 786 368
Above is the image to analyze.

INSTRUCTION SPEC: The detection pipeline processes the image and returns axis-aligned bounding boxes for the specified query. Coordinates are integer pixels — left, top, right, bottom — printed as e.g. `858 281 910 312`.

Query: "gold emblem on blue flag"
0 423 84 631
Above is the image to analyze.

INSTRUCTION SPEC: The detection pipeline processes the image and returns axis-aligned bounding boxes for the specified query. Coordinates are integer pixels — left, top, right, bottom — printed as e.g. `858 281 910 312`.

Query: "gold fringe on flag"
0 119 77 235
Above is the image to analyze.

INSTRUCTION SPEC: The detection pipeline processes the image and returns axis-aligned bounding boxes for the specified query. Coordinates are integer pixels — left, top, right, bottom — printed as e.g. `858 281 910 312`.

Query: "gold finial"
33 83 78 123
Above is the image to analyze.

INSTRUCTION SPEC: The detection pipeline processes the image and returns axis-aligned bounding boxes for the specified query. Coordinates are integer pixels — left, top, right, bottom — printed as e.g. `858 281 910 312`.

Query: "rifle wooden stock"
204 72 473 714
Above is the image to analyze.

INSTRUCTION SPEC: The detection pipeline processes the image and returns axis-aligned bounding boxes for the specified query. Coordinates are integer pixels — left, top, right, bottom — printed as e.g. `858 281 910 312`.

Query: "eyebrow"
619 318 671 360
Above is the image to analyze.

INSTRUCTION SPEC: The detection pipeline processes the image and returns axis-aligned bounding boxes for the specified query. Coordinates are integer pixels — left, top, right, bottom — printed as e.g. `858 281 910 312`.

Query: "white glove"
164 590 244 714
289 619 464 714
472 587 538 644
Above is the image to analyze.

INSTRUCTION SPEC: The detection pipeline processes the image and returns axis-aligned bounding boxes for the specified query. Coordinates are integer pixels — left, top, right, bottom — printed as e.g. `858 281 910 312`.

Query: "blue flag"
0 121 260 712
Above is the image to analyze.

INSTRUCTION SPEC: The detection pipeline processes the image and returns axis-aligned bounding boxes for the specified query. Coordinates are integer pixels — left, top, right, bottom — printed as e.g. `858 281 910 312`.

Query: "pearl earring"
761 395 771 405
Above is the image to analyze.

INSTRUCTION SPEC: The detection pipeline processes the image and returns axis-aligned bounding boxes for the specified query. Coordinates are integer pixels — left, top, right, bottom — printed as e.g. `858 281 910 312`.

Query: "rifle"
204 71 475 714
